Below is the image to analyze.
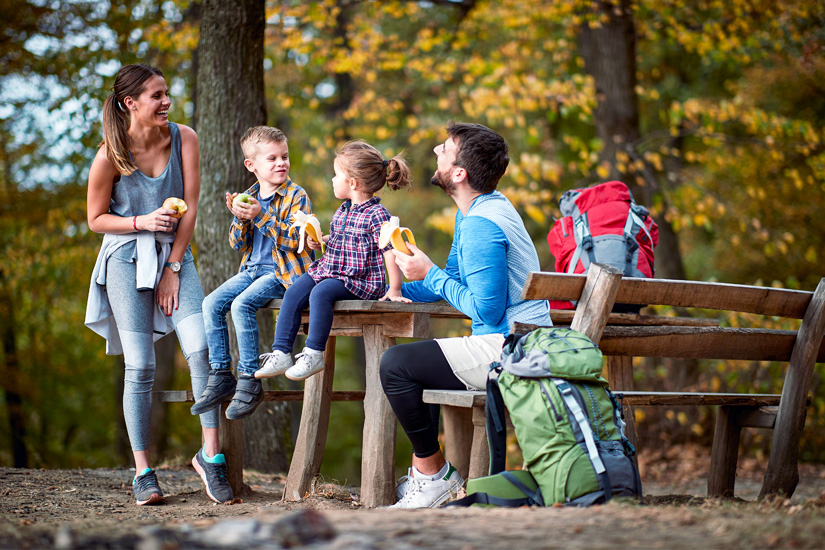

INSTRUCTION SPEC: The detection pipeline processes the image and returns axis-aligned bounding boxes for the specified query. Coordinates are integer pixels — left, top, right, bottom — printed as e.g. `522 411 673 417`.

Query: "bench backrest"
519 270 825 363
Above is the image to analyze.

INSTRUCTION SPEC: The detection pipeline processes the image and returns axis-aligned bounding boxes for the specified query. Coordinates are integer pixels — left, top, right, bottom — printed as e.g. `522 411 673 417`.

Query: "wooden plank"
155 389 365 403
326 312 430 338
599 326 825 362
284 337 336 502
613 392 782 407
549 311 719 327
423 389 486 408
514 325 825 362
761 277 825 499
570 263 623 343
360 325 397 508
267 298 468 319
427 390 783 408
708 405 744 497
737 406 778 429
522 272 813 318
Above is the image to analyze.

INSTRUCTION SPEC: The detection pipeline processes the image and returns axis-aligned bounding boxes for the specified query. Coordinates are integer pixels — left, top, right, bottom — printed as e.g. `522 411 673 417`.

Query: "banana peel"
291 211 324 254
379 216 416 255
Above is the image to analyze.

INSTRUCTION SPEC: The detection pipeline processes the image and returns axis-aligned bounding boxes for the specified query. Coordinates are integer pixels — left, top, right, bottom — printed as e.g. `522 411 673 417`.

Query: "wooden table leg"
360 325 397 508
283 336 336 501
220 401 245 496
443 405 473 480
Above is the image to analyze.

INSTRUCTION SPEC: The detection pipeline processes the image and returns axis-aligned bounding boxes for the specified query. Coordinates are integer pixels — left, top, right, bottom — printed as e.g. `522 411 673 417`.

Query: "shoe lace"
397 477 423 503
134 470 159 493
205 461 230 487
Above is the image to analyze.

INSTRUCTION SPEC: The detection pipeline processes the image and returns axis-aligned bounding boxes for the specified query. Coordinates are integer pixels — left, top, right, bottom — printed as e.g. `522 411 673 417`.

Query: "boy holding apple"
191 126 315 420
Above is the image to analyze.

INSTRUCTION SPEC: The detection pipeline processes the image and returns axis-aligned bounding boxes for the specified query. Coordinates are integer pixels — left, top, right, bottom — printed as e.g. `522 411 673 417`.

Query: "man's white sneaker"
285 348 325 381
390 464 464 509
396 467 412 500
255 350 293 379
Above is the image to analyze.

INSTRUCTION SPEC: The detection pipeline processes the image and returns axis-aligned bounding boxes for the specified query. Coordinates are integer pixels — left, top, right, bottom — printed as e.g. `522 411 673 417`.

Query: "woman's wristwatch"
165 261 181 273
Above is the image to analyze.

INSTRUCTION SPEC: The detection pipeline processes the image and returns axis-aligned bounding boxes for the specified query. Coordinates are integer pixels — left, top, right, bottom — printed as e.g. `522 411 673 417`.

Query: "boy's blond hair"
240 126 288 158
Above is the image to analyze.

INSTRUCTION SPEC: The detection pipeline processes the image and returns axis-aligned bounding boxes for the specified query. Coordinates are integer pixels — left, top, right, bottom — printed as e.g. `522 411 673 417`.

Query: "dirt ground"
3 446 825 549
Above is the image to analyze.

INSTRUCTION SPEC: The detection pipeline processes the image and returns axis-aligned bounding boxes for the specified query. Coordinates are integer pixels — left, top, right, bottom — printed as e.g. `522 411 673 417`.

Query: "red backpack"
547 181 658 309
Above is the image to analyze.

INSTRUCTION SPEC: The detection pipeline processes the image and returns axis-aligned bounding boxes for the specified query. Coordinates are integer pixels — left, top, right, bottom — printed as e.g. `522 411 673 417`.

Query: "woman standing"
85 64 232 505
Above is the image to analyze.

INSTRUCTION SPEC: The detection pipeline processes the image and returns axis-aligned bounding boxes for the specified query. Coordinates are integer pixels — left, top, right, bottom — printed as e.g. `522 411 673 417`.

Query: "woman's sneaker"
132 468 164 506
285 348 325 381
192 448 234 504
390 463 464 509
255 350 293 379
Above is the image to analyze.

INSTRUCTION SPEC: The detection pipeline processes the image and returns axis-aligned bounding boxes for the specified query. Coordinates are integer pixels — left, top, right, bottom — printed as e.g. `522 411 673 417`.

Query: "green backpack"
450 327 642 508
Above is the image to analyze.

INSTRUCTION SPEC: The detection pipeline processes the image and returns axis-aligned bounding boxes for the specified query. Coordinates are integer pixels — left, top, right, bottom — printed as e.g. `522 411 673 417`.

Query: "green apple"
233 193 252 206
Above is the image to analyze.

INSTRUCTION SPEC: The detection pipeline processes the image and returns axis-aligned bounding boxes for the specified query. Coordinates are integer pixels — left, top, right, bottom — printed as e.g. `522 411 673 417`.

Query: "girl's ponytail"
385 156 411 191
336 141 412 194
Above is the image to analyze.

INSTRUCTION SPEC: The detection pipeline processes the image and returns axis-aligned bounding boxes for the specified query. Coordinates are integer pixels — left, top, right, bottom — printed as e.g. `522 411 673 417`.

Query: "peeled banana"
378 216 416 255
290 211 325 254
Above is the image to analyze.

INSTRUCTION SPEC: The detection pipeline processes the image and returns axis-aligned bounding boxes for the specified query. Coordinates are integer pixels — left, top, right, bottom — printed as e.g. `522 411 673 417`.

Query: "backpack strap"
606 388 636 456
444 471 545 508
622 206 652 276
486 368 508 475
552 379 612 502
567 213 594 274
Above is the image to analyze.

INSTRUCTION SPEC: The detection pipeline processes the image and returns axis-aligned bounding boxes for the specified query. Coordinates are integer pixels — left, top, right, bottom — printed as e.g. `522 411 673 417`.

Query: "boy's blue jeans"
203 265 286 376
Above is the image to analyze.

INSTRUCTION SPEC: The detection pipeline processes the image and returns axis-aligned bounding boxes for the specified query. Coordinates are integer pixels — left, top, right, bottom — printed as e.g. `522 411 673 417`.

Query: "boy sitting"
191 126 314 422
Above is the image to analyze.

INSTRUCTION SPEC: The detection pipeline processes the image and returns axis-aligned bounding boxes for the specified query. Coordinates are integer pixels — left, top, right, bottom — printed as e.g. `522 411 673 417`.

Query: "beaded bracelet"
133 216 138 231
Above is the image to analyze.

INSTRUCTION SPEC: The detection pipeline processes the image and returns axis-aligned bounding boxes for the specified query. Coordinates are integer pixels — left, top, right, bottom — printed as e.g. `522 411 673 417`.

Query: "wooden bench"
424 264 825 499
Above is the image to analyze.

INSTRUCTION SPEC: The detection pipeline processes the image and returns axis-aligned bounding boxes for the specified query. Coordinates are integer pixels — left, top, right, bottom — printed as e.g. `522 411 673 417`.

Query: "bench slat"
511 324 825 362
423 389 782 408
155 390 366 403
522 272 813 319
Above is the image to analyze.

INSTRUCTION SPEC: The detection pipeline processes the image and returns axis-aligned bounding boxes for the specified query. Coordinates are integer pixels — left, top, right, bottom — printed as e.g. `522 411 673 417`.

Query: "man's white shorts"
434 333 505 390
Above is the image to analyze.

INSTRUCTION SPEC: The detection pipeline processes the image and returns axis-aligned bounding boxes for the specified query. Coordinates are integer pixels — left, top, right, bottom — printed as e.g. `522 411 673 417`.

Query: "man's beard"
431 169 456 196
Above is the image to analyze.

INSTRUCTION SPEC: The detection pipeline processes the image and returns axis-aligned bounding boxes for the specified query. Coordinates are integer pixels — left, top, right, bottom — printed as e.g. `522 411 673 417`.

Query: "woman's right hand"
136 207 178 232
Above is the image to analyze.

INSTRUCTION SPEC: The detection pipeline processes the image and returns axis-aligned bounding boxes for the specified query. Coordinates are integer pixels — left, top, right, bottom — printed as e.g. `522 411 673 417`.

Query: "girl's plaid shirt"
228 179 314 286
308 196 392 300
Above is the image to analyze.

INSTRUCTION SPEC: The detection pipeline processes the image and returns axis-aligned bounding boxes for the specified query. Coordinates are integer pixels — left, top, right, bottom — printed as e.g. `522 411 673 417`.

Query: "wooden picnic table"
157 289 728 505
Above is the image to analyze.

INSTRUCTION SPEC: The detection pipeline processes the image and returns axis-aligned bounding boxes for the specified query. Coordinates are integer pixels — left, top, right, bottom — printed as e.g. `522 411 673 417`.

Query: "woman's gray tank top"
109 122 184 218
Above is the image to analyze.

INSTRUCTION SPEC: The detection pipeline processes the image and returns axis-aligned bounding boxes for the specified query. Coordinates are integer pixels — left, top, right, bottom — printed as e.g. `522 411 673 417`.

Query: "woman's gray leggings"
105 250 218 451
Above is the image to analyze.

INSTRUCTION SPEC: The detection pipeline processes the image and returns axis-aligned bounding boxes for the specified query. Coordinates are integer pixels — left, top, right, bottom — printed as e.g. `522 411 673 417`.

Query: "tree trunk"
196 0 291 474
576 0 685 283
0 270 27 468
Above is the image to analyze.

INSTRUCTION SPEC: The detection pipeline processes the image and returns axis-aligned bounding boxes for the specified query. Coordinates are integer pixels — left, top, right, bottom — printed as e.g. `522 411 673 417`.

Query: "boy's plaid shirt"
308 196 392 300
229 179 314 286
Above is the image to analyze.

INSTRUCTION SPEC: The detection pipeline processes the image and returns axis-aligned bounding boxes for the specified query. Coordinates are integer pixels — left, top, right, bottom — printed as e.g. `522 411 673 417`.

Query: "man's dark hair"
447 121 509 194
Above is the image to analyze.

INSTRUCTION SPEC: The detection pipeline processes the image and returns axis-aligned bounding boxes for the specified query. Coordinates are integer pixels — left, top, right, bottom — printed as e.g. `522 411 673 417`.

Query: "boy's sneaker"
396 467 412 500
225 375 263 420
191 369 236 415
192 448 234 504
285 348 325 381
390 463 464 509
132 468 164 506
255 350 293 379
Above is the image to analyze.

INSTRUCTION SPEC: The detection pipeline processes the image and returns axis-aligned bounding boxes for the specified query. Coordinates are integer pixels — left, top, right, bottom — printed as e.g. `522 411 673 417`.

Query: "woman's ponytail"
102 91 135 175
100 63 164 176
